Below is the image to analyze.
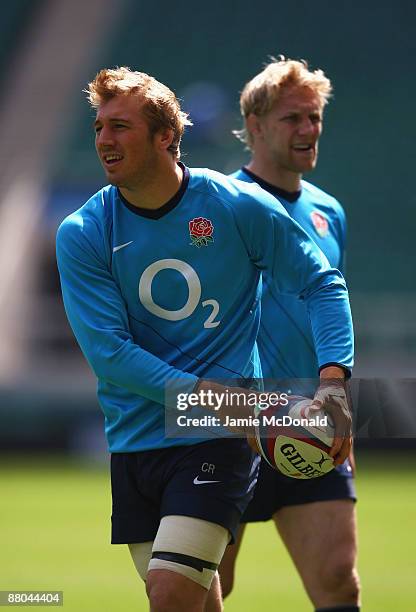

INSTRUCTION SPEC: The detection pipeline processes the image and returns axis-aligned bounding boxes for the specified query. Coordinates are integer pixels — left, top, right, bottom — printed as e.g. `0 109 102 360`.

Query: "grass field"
1 452 415 611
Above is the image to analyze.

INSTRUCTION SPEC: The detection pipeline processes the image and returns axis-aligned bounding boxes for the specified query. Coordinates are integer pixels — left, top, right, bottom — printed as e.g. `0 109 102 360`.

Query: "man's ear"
156 128 175 152
246 114 263 141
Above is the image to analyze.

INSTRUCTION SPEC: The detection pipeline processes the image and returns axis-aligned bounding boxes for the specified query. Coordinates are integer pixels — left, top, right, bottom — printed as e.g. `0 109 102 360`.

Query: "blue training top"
56 164 353 452
231 166 348 380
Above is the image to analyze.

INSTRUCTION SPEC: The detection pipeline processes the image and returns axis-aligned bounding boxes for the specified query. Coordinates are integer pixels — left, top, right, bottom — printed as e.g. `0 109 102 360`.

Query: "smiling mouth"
292 144 315 153
102 153 123 166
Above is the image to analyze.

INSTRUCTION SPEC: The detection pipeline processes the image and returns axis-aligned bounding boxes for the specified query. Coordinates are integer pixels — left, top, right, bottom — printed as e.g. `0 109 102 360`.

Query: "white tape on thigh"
148 515 229 589
128 541 153 581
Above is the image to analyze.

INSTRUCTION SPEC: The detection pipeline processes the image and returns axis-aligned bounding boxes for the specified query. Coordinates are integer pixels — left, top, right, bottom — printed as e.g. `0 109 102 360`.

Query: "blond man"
219 57 360 612
56 66 354 611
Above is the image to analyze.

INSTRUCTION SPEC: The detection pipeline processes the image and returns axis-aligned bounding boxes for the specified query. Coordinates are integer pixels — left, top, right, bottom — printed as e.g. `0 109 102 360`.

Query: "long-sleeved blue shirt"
56 164 353 452
232 167 349 380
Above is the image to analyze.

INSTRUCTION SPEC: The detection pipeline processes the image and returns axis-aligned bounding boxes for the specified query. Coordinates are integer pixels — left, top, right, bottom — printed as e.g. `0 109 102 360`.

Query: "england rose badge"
310 211 329 238
189 217 214 247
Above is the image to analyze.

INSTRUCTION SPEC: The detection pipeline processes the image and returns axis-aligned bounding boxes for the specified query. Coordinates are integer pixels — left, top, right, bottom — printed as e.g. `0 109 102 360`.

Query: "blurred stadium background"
0 1 415 610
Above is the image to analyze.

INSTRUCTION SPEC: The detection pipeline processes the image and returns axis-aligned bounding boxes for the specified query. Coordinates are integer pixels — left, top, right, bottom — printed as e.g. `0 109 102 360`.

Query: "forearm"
320 365 347 380
86 334 198 404
307 281 354 373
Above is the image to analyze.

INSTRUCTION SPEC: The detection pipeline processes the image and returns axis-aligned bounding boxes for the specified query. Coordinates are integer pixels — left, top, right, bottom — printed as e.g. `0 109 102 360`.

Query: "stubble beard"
109 145 159 192
284 150 319 176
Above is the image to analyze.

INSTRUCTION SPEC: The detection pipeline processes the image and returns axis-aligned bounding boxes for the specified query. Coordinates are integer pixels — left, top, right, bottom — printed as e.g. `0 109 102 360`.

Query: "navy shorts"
111 438 259 544
241 458 356 522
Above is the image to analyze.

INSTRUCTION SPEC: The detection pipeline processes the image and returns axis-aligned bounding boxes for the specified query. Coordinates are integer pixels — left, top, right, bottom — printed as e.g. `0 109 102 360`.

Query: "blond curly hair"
234 56 332 149
86 67 192 159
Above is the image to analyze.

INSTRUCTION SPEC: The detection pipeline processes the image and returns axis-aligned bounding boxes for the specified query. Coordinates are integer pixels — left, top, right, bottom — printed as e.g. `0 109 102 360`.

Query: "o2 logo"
138 259 221 329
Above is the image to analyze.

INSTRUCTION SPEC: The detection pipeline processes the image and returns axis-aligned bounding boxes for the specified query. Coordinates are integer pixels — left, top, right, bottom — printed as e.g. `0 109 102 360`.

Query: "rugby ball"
254 395 335 479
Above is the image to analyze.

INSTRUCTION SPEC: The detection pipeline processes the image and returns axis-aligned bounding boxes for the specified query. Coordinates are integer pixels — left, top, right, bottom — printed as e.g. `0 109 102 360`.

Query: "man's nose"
97 126 115 146
298 119 317 136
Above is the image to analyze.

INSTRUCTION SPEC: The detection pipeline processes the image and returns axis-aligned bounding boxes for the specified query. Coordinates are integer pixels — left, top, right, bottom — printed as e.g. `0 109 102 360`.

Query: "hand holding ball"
254 396 335 479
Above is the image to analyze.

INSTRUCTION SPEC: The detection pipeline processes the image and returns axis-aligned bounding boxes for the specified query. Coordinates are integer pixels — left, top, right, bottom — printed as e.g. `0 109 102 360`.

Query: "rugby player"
219 57 360 612
56 66 354 611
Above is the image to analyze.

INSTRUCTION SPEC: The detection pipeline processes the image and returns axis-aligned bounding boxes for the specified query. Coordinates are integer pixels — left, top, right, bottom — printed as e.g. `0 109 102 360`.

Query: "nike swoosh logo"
193 476 221 485
113 241 133 253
